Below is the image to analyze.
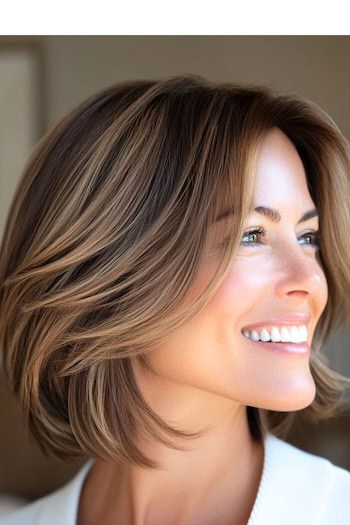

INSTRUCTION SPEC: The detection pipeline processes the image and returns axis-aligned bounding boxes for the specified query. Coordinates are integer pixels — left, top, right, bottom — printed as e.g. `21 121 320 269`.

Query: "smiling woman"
1 75 350 524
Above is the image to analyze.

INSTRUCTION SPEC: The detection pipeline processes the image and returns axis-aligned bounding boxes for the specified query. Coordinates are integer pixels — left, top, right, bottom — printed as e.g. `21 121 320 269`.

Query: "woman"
1 74 350 524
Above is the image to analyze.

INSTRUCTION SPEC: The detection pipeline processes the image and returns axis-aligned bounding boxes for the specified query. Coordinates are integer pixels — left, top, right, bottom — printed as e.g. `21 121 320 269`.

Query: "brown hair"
1 74 350 469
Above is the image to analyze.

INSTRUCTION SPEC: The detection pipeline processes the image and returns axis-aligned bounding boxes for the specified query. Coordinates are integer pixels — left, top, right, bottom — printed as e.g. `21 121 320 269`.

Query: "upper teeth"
242 325 308 343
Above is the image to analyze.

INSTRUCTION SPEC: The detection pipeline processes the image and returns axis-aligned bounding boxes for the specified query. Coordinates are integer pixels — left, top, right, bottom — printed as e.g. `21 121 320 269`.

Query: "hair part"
1 74 350 469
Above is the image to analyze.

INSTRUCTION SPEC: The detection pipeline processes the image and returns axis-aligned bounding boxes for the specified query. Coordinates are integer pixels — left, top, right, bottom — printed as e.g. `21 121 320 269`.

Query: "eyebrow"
215 206 319 224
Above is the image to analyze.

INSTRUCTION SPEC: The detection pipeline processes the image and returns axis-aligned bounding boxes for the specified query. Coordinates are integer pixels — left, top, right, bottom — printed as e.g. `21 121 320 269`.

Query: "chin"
273 384 316 412
249 380 317 413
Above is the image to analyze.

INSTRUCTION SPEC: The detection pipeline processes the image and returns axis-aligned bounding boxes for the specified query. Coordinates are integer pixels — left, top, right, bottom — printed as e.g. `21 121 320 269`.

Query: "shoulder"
249 433 350 525
267 433 350 482
0 460 94 525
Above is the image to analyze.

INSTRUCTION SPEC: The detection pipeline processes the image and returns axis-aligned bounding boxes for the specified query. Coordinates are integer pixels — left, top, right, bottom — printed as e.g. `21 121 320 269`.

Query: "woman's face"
136 127 328 416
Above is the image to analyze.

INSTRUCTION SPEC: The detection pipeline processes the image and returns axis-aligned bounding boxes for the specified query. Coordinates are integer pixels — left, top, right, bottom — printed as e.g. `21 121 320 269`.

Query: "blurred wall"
0 42 43 248
0 35 350 500
42 36 350 137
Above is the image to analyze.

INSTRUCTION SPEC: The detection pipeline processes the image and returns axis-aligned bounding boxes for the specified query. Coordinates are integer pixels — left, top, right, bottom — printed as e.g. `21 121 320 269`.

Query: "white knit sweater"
1 432 350 524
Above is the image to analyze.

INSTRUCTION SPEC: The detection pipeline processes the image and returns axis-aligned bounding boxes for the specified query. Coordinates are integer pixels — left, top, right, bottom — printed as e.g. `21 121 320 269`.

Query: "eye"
215 226 322 249
299 231 322 249
241 226 321 249
241 226 267 247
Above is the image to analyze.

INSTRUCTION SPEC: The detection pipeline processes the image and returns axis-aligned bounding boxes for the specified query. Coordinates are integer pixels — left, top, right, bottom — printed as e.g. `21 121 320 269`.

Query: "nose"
274 250 326 299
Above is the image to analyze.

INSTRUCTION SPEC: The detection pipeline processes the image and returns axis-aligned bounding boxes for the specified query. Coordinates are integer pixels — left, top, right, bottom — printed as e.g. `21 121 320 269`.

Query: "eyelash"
219 225 322 249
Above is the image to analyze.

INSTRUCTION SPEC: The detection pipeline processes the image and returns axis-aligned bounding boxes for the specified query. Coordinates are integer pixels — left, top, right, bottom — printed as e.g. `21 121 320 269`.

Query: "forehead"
254 128 313 207
213 128 319 226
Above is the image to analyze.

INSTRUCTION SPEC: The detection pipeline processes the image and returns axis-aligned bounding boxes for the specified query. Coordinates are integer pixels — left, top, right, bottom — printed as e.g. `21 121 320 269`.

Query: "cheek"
188 254 264 305
136 265 250 388
198 253 329 327
203 260 267 320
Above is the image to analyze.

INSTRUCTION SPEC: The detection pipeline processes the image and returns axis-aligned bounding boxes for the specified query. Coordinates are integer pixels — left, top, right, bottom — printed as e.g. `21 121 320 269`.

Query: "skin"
77 127 328 525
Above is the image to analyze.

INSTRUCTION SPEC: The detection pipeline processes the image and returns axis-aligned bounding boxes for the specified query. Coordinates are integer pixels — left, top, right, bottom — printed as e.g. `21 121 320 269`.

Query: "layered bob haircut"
1 74 350 469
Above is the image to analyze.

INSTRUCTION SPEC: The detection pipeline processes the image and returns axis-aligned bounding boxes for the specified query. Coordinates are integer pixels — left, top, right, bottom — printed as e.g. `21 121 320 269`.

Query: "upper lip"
241 312 312 333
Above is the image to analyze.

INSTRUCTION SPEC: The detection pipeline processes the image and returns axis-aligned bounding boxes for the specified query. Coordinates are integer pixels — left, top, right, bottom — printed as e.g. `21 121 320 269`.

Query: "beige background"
0 44 41 247
0 36 349 501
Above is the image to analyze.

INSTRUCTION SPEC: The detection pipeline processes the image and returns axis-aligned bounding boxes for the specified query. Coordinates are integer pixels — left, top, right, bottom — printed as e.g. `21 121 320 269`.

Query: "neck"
78 404 264 525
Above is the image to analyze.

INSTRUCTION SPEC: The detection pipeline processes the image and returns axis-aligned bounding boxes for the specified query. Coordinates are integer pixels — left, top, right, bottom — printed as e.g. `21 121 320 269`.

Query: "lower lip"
242 335 311 356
